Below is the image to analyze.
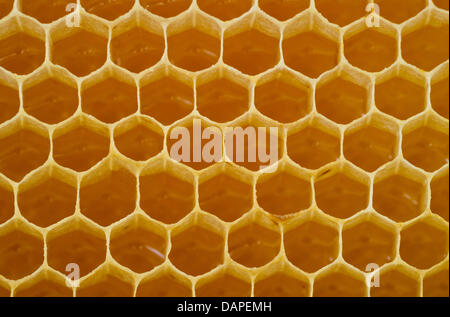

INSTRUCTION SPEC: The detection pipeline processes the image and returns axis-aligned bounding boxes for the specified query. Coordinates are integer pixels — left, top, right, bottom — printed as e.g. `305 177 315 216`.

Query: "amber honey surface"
0 0 448 297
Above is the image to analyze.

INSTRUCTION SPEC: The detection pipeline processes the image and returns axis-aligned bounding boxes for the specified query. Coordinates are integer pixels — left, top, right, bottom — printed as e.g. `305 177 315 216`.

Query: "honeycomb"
0 0 448 298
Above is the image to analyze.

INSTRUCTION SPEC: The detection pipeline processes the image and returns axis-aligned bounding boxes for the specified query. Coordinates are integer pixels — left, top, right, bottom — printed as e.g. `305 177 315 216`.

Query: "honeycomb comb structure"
0 0 448 297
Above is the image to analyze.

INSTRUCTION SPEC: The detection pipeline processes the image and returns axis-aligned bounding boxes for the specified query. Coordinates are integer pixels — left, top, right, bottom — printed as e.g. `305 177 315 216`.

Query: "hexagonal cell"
47 225 106 277
225 122 283 172
80 168 136 226
315 0 367 26
255 75 311 123
371 267 419 297
110 222 166 274
168 29 220 72
0 83 19 124
23 78 78 125
431 170 449 221
53 124 110 172
423 265 449 297
140 0 192 18
254 272 309 297
0 32 45 75
224 29 279 76
197 78 249 123
14 275 72 297
140 172 195 224
313 266 367 297
402 24 449 71
402 125 449 172
111 27 165 73
169 225 225 276
0 0 13 18
373 171 426 222
20 0 74 23
51 30 108 77
257 171 311 216
82 77 138 124
136 271 192 297
114 121 164 161
344 124 397 172
400 219 448 269
284 219 339 273
81 0 134 21
18 176 77 228
196 273 251 297
314 170 369 219
283 31 339 78
0 128 50 182
316 76 368 124
167 119 222 171
344 28 397 72
198 0 252 21
0 228 44 280
434 0 449 10
141 76 194 125
343 219 396 270
228 221 280 268
259 0 309 21
287 125 340 170
375 76 426 120
431 76 449 119
77 273 134 297
199 173 253 222
374 0 427 24
0 182 13 225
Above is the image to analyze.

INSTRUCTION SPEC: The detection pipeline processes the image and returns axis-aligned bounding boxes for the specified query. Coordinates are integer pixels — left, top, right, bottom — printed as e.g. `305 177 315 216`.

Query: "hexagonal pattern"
140 76 194 125
255 77 310 123
284 220 339 273
402 25 449 71
344 125 397 172
224 29 279 76
342 220 396 270
197 78 249 123
80 169 136 226
111 27 164 73
51 30 108 77
168 29 220 72
373 173 426 222
23 79 78 125
375 76 426 120
18 177 77 227
169 225 224 276
316 76 368 124
0 129 50 182
199 173 253 222
256 172 311 216
82 78 138 124
400 220 448 269
344 29 397 73
228 222 280 268
47 227 106 277
52 125 110 172
140 172 195 224
315 172 369 219
0 0 448 298
0 33 45 75
402 126 449 172
0 229 44 280
283 31 338 78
